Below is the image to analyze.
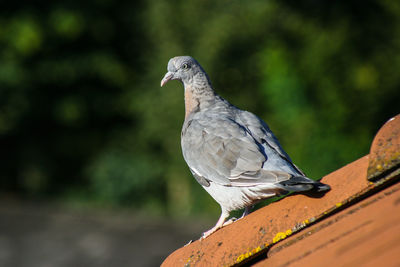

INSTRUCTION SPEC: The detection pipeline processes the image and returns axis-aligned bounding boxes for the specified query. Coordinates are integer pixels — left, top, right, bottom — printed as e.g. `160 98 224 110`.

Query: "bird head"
161 56 208 87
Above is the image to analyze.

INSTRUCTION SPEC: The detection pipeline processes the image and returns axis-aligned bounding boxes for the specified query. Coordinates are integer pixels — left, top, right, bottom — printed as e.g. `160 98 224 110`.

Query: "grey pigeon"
161 56 330 238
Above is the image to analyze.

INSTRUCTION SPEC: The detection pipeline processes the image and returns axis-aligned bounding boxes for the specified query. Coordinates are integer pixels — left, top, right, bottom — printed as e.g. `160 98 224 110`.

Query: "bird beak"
161 71 175 87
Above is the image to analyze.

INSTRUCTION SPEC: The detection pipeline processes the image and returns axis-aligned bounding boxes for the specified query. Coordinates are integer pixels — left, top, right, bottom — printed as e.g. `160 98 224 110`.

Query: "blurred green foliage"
0 0 399 218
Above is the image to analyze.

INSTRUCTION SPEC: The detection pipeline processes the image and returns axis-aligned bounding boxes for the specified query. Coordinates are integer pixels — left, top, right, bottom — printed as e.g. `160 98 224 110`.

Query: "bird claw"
222 217 237 226
200 217 238 240
201 227 219 239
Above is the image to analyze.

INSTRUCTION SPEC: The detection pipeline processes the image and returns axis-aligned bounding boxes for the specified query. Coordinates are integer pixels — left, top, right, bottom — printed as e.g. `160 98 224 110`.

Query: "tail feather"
277 176 330 193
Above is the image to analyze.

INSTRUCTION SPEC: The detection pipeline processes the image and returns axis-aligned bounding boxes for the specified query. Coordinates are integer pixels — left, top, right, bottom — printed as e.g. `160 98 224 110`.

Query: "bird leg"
223 206 253 227
240 206 253 219
201 206 255 239
222 217 236 226
201 209 230 239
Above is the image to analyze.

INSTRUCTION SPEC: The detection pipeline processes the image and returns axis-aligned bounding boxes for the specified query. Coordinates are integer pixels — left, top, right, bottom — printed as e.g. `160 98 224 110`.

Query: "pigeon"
161 56 330 238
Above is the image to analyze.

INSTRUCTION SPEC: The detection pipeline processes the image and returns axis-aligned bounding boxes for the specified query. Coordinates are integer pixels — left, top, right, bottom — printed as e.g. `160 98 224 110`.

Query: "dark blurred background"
0 0 399 266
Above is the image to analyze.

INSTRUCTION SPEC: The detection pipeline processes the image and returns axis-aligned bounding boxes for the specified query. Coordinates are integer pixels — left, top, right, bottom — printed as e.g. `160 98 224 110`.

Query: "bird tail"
277 176 330 193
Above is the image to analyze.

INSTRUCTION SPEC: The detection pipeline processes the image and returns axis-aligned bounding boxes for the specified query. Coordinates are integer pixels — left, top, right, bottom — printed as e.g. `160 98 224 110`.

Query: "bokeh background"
1 0 399 266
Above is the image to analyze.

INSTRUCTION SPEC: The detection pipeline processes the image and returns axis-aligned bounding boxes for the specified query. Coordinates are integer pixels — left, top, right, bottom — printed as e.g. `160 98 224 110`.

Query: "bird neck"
184 81 216 119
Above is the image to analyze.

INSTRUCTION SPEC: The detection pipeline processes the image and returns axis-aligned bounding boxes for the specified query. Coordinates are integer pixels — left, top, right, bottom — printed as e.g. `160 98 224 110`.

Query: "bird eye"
182 63 190 70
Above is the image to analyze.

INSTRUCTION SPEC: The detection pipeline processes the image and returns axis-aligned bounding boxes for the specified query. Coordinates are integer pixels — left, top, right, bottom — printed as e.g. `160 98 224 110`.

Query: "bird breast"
184 88 200 119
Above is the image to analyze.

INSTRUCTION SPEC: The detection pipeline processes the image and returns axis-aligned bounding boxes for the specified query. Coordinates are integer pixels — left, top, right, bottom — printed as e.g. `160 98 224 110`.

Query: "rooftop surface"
162 114 400 267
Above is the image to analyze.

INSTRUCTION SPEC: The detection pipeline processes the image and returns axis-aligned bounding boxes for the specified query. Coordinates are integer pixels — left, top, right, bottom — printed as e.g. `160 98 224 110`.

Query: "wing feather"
181 108 309 187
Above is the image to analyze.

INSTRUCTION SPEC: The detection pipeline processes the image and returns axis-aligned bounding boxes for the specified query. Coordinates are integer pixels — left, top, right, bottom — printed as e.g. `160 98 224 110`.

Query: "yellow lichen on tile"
235 246 263 263
184 257 192 267
237 252 251 262
236 254 246 263
336 202 342 208
273 232 287 243
251 246 262 254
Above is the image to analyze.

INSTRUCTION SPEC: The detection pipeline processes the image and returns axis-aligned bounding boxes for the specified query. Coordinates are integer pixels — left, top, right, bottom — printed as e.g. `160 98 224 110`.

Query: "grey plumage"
161 56 330 238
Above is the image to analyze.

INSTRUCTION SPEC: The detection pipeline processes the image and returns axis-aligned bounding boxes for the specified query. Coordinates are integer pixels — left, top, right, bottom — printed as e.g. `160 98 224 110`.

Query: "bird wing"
181 111 297 187
238 110 306 176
